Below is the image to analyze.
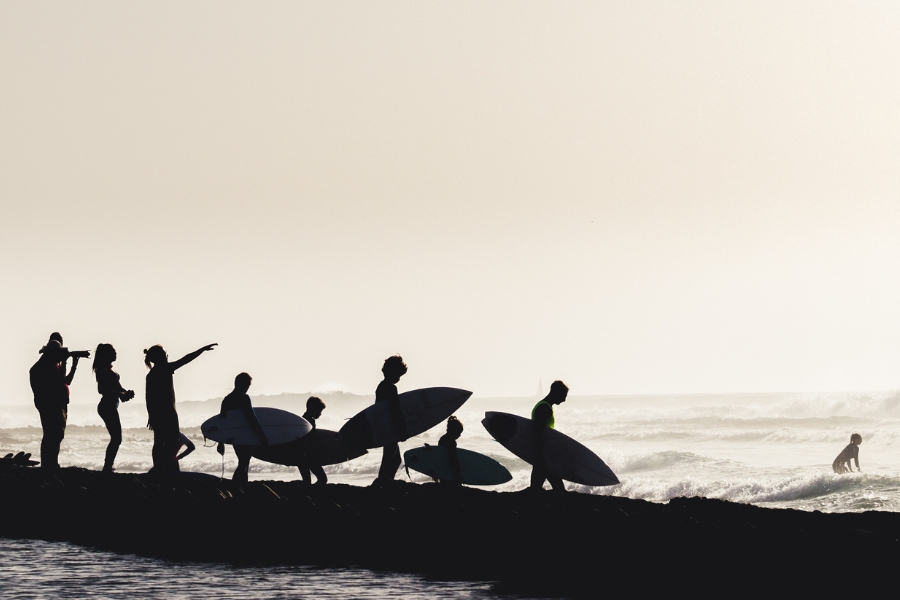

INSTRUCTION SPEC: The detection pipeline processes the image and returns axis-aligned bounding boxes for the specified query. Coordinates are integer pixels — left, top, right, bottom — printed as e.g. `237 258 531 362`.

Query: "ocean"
2 391 899 597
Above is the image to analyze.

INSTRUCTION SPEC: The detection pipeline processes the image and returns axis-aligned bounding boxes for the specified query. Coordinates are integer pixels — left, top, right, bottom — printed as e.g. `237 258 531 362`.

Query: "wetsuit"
29 358 69 469
376 380 408 482
298 411 327 485
96 366 127 471
530 400 565 491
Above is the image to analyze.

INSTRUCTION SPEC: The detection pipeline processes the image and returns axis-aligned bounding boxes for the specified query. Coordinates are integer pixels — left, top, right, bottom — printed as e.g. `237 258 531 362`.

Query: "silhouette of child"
832 433 862 474
299 396 327 485
437 415 463 485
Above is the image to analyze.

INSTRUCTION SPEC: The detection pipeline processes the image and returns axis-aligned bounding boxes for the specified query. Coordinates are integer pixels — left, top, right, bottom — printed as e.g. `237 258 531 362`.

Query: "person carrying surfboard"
144 342 216 473
373 355 409 486
530 380 569 492
437 416 463 485
298 396 328 485
217 372 268 484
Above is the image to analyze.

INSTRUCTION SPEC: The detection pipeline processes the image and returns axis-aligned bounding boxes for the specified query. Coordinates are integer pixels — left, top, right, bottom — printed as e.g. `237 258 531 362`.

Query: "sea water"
2 391 899 597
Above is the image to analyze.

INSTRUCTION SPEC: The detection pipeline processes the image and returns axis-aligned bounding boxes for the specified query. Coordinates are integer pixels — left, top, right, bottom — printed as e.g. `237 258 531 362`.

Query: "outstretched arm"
170 343 217 371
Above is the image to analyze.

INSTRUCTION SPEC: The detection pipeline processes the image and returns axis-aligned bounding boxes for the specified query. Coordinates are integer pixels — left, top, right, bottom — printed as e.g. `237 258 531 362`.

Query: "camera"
68 350 91 359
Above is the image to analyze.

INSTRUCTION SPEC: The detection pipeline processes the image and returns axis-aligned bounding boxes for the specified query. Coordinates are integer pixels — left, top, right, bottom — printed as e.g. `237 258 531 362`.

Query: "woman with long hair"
143 343 216 473
92 344 135 473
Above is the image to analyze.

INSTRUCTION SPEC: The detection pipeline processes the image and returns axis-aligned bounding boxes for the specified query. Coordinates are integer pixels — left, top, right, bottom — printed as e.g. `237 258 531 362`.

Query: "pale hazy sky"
2 2 899 404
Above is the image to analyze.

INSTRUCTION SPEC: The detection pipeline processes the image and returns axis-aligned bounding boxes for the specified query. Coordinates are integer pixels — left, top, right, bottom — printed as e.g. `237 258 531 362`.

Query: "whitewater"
3 391 900 513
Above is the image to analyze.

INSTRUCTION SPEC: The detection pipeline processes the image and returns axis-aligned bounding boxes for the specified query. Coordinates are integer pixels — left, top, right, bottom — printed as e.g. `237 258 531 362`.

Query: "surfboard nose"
482 412 517 443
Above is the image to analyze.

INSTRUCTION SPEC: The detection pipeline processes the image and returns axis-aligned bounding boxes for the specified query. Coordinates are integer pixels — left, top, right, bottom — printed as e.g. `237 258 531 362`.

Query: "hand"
201 343 218 352
217 442 225 456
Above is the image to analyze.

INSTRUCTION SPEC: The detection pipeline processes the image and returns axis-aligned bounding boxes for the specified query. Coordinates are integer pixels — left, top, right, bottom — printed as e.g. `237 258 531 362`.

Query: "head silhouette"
49 332 63 345
143 345 167 369
851 433 862 445
548 380 569 404
382 355 408 383
306 396 326 418
39 339 65 360
446 415 463 439
93 343 116 372
234 372 252 393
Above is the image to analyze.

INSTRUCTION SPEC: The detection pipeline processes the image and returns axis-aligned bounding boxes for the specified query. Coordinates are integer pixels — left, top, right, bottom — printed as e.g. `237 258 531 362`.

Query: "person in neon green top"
530 380 569 492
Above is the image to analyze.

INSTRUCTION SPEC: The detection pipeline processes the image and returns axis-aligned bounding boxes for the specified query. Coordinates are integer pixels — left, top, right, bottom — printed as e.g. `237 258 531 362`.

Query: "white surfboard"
481 411 619 486
339 387 472 449
201 407 312 446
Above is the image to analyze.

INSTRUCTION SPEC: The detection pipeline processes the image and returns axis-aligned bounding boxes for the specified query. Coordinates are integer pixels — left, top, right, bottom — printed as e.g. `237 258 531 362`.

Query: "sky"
1 1 899 404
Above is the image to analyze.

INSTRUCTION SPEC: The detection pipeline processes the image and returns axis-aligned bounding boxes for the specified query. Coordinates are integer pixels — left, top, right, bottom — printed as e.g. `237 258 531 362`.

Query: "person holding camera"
93 343 135 473
29 332 89 469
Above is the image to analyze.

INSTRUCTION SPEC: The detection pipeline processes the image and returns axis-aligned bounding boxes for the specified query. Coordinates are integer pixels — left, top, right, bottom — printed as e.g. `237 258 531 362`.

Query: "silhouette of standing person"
29 333 88 469
530 380 569 492
299 396 328 485
93 344 135 473
373 355 409 486
217 372 268 484
437 416 463 485
144 343 216 473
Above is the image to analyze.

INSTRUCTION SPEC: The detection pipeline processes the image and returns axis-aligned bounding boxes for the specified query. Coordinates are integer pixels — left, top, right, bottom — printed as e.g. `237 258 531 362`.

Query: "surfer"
29 333 89 470
92 344 135 473
373 355 409 485
144 342 216 473
832 433 862 474
437 416 463 485
218 372 268 484
530 380 569 492
298 396 327 485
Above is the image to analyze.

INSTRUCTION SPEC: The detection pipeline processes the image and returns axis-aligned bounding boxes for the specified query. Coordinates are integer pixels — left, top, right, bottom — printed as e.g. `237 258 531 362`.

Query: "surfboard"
404 445 512 486
201 407 312 446
252 429 367 466
481 411 619 486
339 387 472 449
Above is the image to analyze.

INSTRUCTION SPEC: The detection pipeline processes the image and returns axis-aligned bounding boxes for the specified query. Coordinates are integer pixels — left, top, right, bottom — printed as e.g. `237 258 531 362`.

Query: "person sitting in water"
832 433 862 474
530 380 569 492
437 415 463 485
298 396 327 485
218 372 268 484
373 355 409 486
175 431 195 461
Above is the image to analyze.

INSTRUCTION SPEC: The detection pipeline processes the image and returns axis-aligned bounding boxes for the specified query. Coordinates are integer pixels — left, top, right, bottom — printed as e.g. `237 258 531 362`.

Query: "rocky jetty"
1 464 898 596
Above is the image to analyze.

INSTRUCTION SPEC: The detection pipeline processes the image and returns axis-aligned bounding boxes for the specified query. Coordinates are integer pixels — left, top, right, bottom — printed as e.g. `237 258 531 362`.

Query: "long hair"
92 343 115 373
